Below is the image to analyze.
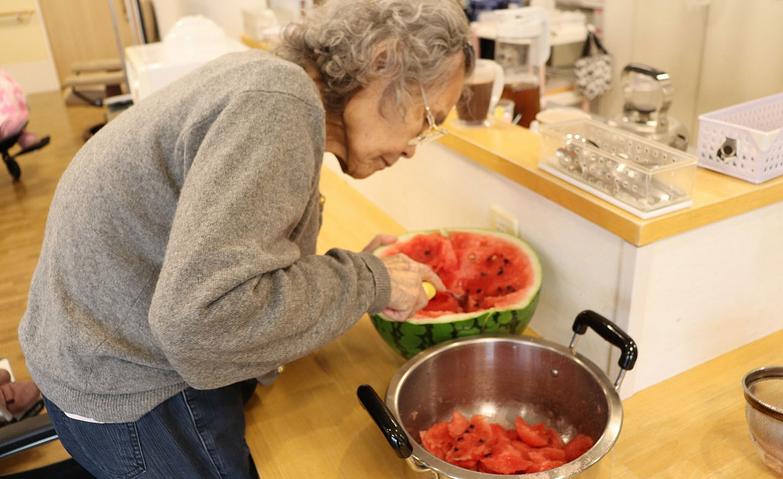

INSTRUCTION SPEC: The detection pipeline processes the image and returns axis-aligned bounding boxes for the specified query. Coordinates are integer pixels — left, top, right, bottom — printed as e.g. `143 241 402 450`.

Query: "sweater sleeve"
148 90 391 389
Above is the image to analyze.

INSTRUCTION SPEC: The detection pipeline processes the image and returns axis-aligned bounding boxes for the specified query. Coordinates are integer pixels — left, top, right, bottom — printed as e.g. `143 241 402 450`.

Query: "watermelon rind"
371 229 542 359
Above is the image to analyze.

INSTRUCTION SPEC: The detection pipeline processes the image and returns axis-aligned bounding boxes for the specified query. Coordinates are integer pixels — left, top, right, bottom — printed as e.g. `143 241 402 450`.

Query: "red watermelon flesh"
420 422 452 460
419 411 595 475
380 231 537 317
447 410 470 438
565 434 595 462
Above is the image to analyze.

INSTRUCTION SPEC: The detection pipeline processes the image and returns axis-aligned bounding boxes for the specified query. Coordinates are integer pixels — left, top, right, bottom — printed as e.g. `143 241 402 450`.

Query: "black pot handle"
357 385 413 459
570 310 638 388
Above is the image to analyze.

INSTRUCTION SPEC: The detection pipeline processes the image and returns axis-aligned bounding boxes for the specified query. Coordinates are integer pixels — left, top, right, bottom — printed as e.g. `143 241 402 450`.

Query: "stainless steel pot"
359 311 637 478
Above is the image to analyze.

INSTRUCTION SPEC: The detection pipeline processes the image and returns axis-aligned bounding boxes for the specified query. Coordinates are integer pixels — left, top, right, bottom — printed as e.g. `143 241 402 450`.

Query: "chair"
0 414 58 460
0 128 50 182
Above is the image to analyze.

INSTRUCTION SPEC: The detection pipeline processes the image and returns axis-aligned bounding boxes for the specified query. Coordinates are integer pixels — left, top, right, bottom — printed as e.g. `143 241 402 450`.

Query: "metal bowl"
743 366 783 474
360 311 638 479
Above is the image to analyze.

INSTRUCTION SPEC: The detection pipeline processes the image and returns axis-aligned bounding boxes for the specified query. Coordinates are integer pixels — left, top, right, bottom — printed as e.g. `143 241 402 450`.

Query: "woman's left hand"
362 234 397 253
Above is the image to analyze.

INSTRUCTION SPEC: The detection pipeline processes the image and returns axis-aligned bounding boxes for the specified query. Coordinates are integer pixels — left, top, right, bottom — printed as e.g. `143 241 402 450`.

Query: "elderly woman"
19 0 473 477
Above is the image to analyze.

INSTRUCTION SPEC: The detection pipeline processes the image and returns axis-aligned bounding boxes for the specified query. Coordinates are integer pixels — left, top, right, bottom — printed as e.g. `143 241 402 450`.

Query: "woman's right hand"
380 254 445 321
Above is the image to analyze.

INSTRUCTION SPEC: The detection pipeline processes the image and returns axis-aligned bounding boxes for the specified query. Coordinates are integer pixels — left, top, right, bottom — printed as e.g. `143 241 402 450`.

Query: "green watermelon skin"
370 290 540 359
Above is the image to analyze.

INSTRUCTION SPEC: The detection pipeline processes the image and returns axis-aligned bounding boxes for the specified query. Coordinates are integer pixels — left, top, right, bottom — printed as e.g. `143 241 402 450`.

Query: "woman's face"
333 68 465 179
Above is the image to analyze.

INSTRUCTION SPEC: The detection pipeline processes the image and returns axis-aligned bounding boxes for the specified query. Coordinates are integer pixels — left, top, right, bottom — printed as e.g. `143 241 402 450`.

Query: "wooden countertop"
440 118 783 246
242 167 780 478
607 328 781 478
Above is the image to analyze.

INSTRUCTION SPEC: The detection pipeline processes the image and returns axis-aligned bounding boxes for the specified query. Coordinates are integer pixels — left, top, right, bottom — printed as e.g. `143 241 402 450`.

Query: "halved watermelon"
371 229 542 358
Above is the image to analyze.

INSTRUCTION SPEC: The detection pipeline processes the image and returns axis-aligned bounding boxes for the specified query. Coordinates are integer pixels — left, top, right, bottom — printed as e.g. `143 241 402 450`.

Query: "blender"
492 7 550 128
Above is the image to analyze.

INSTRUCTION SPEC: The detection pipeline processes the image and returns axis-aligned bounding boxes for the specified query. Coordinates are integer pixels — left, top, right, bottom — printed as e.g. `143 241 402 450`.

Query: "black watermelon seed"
476 288 482 293
497 268 505 276
503 258 510 264
424 250 431 256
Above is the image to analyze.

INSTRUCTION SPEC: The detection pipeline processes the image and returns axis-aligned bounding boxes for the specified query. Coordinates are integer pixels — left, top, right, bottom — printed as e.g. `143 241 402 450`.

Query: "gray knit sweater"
18 51 391 422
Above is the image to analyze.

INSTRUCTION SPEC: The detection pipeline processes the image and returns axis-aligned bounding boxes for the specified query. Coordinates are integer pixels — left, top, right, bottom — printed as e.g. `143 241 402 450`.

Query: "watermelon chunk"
481 442 532 474
447 410 469 438
371 229 542 359
565 434 595 461
515 417 549 447
547 428 566 449
420 422 452 460
446 415 495 463
419 410 594 475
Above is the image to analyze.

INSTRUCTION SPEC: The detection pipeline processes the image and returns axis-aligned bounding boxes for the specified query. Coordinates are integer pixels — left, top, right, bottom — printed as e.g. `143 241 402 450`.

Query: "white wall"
159 0 309 39
695 0 783 117
599 0 783 144
599 0 709 140
0 0 59 92
150 0 184 38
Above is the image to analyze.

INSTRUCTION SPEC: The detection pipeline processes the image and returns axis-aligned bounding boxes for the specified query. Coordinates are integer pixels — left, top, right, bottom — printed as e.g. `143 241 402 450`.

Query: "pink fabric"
0 70 31 143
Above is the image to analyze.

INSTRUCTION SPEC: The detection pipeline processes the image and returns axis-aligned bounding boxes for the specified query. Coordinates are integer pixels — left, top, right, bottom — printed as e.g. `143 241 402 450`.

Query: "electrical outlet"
490 206 519 236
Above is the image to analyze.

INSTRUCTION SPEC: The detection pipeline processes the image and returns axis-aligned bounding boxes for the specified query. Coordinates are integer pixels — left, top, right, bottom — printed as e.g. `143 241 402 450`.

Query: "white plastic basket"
697 92 783 184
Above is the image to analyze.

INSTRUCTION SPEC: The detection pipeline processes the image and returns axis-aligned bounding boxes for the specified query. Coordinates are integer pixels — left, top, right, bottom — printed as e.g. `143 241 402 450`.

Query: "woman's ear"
370 41 402 77
371 48 389 75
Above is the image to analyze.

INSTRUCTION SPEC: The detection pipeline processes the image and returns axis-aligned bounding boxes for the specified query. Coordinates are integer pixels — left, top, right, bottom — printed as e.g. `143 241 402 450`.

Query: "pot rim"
385 334 623 479
743 366 783 422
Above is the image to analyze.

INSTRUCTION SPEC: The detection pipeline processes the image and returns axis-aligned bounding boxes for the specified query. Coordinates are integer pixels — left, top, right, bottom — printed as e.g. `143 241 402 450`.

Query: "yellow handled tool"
422 281 437 300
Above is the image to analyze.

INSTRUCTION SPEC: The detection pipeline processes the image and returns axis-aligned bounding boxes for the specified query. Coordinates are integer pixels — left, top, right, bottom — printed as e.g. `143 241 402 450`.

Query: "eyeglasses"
407 86 447 147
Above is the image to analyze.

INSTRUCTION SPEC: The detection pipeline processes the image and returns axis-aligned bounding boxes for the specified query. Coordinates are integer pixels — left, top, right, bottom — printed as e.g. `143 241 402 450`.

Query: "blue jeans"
44 380 260 479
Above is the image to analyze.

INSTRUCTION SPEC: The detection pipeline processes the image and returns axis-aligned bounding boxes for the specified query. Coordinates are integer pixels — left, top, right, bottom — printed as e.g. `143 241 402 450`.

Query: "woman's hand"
380 253 446 321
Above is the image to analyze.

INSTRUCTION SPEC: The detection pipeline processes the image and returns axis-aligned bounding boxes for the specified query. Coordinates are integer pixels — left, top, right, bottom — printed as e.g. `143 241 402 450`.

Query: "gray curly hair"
275 0 475 116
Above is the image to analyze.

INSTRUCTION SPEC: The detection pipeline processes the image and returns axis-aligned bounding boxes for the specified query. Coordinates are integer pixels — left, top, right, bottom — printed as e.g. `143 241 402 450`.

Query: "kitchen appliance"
697 92 783 184
124 16 246 103
743 366 783 475
609 64 688 151
539 118 697 219
358 310 638 479
474 7 550 127
465 0 524 22
242 0 279 48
